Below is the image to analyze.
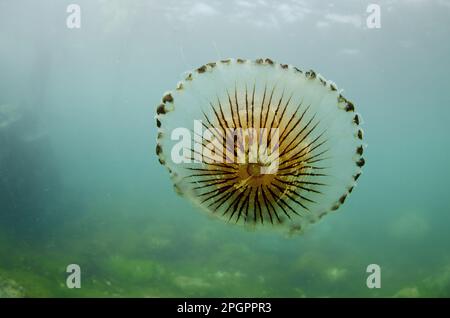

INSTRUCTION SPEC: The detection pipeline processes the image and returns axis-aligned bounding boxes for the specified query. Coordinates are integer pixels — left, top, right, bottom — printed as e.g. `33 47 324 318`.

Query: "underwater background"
1 0 450 297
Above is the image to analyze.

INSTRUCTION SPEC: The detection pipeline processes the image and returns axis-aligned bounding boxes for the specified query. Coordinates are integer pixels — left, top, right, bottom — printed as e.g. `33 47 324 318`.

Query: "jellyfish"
155 58 365 234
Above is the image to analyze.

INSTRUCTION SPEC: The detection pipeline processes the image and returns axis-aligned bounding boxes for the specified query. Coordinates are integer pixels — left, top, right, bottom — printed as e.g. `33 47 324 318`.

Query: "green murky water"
1 0 450 297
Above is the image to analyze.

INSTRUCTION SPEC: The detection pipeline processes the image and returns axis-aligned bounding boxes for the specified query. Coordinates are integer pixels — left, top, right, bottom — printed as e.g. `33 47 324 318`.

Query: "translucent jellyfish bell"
155 58 365 234
0 104 22 130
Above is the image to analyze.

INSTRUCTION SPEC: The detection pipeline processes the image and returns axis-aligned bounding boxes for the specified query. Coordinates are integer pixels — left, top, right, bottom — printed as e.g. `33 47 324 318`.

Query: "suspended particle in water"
155 58 365 234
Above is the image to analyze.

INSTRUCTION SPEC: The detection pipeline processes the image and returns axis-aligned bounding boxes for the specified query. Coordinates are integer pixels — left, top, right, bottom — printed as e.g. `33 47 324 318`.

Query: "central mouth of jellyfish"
237 162 276 188
246 163 263 177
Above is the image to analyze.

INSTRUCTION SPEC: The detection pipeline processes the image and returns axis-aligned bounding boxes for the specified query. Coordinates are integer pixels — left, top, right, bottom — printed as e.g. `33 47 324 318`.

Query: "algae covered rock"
0 275 25 298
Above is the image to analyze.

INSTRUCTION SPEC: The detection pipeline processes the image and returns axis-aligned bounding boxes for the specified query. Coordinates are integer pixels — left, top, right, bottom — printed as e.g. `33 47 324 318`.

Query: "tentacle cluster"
155 58 365 234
